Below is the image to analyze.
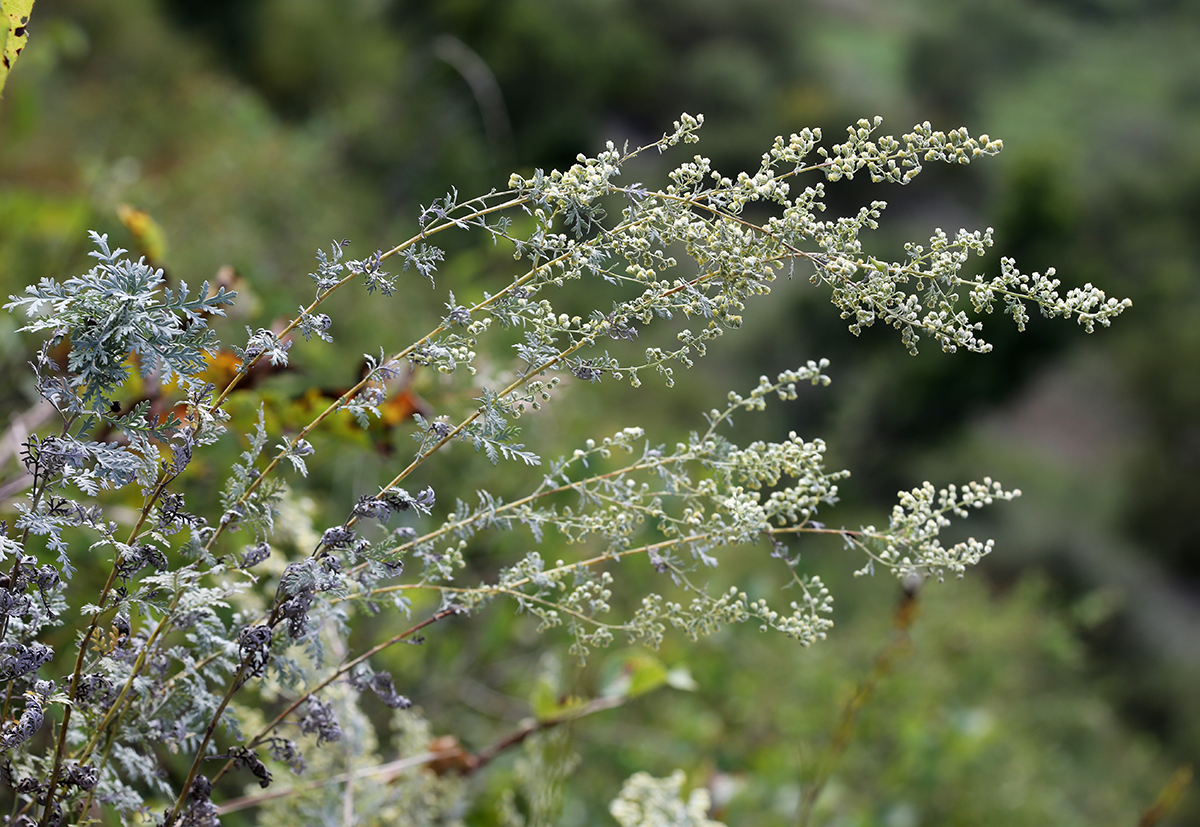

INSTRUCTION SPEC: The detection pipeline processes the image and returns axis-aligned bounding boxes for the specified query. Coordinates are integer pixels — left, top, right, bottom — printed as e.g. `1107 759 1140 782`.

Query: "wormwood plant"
0 113 1129 825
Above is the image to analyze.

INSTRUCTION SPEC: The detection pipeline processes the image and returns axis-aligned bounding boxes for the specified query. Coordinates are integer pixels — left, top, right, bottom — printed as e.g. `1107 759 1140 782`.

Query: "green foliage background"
1 0 1197 823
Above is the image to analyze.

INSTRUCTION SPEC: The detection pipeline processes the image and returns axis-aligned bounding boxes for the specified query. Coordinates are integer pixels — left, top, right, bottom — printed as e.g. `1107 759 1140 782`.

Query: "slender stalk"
214 748 461 816
38 562 122 827
204 607 458 791
795 584 920 827
360 523 858 606
200 197 608 555
463 693 625 775
40 458 189 823
73 591 181 763
213 691 626 816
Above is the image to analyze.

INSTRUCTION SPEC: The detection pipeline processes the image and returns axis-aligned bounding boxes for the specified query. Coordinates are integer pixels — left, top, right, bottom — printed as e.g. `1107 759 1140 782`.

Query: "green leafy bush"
1 108 1134 826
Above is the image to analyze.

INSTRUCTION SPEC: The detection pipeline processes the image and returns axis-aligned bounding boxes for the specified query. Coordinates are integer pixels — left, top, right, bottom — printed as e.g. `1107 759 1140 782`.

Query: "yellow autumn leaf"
0 0 35 99
118 203 170 266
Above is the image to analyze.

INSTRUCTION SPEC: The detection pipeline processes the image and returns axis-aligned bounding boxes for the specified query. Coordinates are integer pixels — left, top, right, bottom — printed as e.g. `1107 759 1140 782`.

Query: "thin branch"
207 607 460 789
796 582 921 827
214 748 463 815
463 693 626 776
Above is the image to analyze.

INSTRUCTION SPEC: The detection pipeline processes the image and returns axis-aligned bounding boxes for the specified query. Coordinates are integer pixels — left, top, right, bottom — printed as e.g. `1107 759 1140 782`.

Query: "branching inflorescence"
0 114 1126 825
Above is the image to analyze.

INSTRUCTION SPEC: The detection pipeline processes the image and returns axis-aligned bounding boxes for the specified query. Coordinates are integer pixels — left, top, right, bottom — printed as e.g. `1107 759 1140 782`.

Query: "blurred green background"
1 0 1198 823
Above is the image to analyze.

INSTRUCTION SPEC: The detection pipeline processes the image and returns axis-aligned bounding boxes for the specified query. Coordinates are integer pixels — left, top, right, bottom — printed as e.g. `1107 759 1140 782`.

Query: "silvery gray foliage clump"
0 114 1126 826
